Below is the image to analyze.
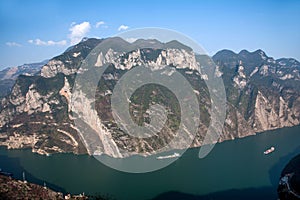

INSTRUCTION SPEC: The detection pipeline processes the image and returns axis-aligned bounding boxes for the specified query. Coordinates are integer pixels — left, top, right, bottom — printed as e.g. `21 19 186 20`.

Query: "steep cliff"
0 38 299 157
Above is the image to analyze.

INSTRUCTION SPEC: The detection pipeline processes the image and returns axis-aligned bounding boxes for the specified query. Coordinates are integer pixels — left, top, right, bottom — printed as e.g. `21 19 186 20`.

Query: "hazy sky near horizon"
1 0 300 69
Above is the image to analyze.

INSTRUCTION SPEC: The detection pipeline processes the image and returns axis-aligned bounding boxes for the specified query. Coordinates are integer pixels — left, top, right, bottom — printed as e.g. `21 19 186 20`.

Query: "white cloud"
69 21 91 45
118 25 129 31
95 21 105 28
125 38 138 43
28 39 67 46
47 40 67 46
6 42 22 47
70 21 76 27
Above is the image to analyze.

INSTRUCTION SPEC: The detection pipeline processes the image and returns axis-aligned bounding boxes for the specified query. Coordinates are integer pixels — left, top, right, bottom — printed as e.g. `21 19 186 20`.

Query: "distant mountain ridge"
0 60 48 97
0 37 299 157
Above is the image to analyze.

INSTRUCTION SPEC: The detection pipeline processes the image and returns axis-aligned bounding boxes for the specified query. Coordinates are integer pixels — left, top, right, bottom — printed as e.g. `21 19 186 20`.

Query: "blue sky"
1 0 300 69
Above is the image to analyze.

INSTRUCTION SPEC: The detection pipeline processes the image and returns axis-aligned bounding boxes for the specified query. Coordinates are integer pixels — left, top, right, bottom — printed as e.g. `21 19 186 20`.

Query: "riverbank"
0 172 90 200
0 125 299 200
0 174 65 199
278 154 300 199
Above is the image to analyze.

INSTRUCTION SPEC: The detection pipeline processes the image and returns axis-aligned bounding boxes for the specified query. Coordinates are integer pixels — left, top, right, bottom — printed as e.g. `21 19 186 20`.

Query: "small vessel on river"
156 152 180 160
264 146 275 155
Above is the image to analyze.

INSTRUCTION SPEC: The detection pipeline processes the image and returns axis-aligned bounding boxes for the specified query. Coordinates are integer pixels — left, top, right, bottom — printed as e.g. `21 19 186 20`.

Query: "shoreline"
0 124 299 158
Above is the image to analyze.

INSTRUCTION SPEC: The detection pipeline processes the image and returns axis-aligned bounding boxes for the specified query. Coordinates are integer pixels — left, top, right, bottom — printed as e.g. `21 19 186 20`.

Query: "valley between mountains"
0 37 299 158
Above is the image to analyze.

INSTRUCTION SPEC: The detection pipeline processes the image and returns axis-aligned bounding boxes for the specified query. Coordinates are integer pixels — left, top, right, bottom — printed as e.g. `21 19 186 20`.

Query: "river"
1 125 300 200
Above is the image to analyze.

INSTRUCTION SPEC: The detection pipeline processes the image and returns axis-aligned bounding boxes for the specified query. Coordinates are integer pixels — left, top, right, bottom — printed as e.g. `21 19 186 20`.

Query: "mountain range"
0 37 299 157
0 60 48 98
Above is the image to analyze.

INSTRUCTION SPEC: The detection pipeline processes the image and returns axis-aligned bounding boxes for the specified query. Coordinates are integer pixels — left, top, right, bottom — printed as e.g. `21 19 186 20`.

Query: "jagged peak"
254 49 266 55
215 49 237 56
80 37 89 43
238 49 251 55
64 37 103 53
276 57 300 64
215 49 268 57
238 49 269 59
164 40 193 52
131 38 163 49
132 38 162 44
104 36 129 43
65 37 194 58
212 49 238 62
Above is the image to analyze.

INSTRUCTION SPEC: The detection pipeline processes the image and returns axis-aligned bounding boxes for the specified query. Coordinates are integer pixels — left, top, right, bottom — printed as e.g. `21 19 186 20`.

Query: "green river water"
1 125 300 200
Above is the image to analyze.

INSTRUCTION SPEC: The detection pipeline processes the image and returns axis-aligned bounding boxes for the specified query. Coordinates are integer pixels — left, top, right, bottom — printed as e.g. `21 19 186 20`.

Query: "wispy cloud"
95 21 105 28
118 25 129 31
69 21 91 45
6 42 22 47
28 39 67 46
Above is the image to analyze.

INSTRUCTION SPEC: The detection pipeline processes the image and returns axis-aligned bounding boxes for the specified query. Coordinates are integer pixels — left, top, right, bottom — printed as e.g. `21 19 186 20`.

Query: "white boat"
156 152 180 160
264 146 275 155
93 150 103 156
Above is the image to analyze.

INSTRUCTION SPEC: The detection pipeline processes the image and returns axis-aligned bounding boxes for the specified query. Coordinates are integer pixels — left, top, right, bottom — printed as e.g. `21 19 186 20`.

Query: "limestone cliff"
0 38 299 157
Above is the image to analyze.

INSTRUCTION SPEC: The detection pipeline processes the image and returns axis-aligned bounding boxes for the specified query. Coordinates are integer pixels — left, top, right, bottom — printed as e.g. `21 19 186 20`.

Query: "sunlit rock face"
0 37 299 157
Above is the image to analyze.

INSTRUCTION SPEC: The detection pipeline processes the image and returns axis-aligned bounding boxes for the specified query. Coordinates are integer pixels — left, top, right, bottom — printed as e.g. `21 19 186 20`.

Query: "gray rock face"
41 60 78 78
0 37 299 157
94 48 199 71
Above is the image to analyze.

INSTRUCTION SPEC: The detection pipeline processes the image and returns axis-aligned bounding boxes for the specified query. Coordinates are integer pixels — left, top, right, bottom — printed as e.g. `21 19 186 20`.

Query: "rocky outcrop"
95 48 199 71
41 60 77 78
59 77 71 112
0 37 299 157
71 90 122 157
253 92 299 131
